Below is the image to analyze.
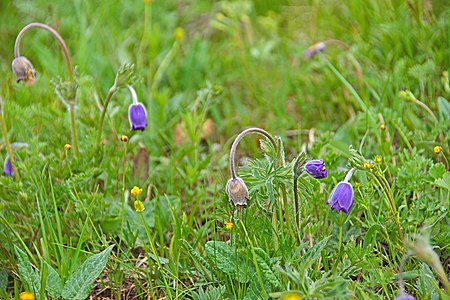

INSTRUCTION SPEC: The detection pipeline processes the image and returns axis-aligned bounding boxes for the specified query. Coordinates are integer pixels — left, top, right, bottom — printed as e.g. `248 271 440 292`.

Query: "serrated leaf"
45 262 62 299
0 269 7 290
433 172 450 191
61 245 114 299
205 241 254 283
252 248 281 289
244 275 271 300
300 236 331 269
437 97 450 120
14 246 40 299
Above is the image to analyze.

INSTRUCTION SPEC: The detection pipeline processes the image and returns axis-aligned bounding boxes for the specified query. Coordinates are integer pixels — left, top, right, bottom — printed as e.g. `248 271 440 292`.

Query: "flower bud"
128 103 148 131
304 159 328 179
64 144 72 151
226 177 249 207
433 145 442 154
120 135 129 142
12 56 37 86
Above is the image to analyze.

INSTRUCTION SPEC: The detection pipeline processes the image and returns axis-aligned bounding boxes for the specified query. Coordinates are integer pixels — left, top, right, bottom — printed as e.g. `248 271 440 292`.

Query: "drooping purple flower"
305 42 326 59
327 182 354 214
226 177 249 207
395 294 415 300
304 159 328 179
128 103 147 131
4 155 14 177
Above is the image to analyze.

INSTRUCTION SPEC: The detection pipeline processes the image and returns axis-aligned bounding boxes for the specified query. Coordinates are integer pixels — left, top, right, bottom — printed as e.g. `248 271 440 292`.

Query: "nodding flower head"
226 177 249 207
128 103 147 131
4 155 14 177
304 159 328 179
12 56 36 86
327 182 354 214
305 42 326 59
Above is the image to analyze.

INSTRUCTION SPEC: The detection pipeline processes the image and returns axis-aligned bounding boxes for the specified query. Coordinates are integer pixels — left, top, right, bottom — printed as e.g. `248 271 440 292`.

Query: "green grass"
0 0 449 299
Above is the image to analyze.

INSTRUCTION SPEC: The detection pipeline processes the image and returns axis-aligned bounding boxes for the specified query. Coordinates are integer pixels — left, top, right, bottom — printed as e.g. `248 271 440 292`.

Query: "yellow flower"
225 221 234 231
174 27 185 42
379 123 386 131
20 292 35 300
64 144 72 151
134 200 145 212
282 293 302 300
434 146 442 154
120 135 129 142
363 162 373 171
374 155 382 164
131 186 142 197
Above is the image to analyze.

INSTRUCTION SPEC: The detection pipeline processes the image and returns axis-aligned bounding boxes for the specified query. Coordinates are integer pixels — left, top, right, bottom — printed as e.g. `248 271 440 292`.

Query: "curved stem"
229 127 277 179
413 98 438 123
96 87 118 145
15 23 73 81
69 105 79 156
127 85 139 105
343 167 356 183
398 254 410 295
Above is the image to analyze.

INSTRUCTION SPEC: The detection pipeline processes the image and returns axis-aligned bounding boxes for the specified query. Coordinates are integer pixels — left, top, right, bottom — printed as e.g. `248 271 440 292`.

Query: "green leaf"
61 245 114 299
205 241 254 283
428 163 446 181
0 269 7 290
14 246 40 299
45 262 62 299
252 248 281 289
433 172 450 191
363 224 384 251
300 236 331 269
437 96 450 120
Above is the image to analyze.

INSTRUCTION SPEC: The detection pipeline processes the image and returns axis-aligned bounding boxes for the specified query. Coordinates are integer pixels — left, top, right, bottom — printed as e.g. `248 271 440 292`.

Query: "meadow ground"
0 0 449 299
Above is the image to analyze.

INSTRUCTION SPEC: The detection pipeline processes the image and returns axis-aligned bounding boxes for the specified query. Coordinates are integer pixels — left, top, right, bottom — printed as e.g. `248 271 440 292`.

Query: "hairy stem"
0 102 20 181
229 127 277 179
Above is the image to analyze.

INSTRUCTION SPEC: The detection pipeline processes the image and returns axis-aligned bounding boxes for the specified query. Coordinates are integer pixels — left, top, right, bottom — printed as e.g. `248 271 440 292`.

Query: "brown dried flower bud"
12 56 37 86
226 177 249 207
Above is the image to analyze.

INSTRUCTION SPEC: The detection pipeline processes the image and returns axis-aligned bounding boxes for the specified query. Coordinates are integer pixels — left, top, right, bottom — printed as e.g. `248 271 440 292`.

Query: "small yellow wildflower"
434 146 442 154
20 292 35 300
283 293 302 300
225 221 234 231
363 162 373 171
120 135 129 142
174 27 185 42
64 144 72 151
354 182 360 189
131 186 142 197
379 123 386 131
134 200 145 212
374 155 382 164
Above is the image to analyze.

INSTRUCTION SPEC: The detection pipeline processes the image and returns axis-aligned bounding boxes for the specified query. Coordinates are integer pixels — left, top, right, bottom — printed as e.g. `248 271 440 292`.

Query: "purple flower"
327 182 354 214
305 42 326 59
128 103 147 131
395 294 415 300
4 155 14 177
304 160 328 179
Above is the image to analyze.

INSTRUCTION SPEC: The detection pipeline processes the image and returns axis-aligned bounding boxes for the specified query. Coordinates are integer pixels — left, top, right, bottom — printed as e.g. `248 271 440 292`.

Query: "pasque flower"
327 168 355 214
12 56 36 86
4 155 14 176
304 159 328 179
128 103 147 131
226 177 249 207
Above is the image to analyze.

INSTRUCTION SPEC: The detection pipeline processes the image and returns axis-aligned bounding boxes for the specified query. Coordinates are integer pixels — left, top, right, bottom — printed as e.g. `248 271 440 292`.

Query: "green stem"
139 212 173 299
0 108 20 181
281 183 295 241
69 104 79 157
293 177 300 229
118 142 128 253
96 87 118 145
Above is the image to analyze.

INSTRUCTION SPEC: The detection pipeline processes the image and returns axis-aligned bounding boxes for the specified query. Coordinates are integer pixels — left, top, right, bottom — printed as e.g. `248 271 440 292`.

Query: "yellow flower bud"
374 155 382 164
174 27 185 42
120 135 129 142
379 123 386 131
64 144 72 151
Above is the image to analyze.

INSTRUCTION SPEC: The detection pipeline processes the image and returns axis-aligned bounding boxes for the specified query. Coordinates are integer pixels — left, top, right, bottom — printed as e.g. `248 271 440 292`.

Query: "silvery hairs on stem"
226 127 278 207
